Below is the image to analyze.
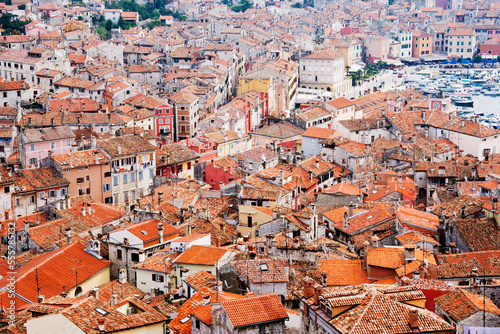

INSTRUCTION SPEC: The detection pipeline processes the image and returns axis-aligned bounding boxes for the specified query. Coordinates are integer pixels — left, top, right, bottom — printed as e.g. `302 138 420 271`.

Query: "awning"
385 59 404 66
419 54 448 61
401 57 419 63
348 63 364 72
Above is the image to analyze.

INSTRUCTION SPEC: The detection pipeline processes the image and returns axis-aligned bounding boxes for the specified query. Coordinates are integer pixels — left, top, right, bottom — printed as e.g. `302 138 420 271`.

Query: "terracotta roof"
183 270 217 291
435 289 500 322
174 245 230 265
396 231 439 246
319 259 374 286
132 251 181 273
17 166 69 190
118 219 179 243
326 97 356 109
302 126 339 139
51 149 109 168
451 218 500 251
156 143 200 167
252 122 304 139
0 242 110 311
221 293 288 328
331 206 393 235
232 259 287 283
23 125 75 143
396 206 439 232
96 134 156 158
436 250 500 279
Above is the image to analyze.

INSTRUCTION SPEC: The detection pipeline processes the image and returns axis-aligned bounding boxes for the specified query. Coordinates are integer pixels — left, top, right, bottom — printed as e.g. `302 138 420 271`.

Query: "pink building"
185 136 218 162
155 103 175 143
19 126 75 169
480 37 500 59
364 36 393 62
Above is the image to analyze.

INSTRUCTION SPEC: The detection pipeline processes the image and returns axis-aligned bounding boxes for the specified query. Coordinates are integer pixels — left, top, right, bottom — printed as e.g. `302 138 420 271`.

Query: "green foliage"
77 15 84 21
105 19 113 31
146 19 161 30
229 0 253 12
291 2 302 7
265 1 276 5
473 54 482 63
97 26 111 39
104 0 187 23
18 4 25 10
0 13 31 35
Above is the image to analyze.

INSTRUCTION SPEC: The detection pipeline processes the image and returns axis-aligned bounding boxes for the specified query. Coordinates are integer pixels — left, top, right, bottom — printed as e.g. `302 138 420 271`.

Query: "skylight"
260 263 269 271
180 317 191 324
95 307 109 316
141 230 148 235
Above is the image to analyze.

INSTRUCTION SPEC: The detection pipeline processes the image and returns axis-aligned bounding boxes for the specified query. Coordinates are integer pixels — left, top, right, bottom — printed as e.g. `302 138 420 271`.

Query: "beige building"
238 205 274 238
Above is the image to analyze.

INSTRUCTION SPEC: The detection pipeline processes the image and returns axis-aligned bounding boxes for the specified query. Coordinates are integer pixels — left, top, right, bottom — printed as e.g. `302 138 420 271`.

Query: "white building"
96 135 156 210
103 8 121 23
299 49 347 93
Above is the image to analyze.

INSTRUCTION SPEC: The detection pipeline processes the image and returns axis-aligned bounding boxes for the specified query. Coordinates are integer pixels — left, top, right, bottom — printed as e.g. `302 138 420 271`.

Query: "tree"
230 0 253 12
291 2 302 8
77 15 84 21
473 54 482 63
105 19 113 31
97 26 111 40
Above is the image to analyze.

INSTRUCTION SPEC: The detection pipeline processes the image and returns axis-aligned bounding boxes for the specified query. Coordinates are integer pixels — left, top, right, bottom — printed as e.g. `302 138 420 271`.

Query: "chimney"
461 205 466 218
370 235 379 248
308 172 313 183
470 266 478 286
461 120 465 127
118 269 127 284
315 158 319 169
408 309 419 332
404 245 416 262
81 205 86 216
110 294 118 307
89 287 99 299
449 113 452 121
24 221 29 234
421 111 426 120
66 195 71 209
98 318 105 334
376 118 380 128
493 197 498 211
158 222 164 243
37 295 45 303
313 284 323 306
215 237 220 247
62 226 72 245
150 287 156 298
87 203 92 215
348 202 354 217
158 191 164 203
186 136 190 146
303 278 314 299
343 212 349 229
413 269 420 280
117 145 122 155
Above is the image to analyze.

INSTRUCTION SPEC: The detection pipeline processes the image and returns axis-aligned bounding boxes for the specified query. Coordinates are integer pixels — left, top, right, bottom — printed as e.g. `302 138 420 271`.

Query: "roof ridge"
347 293 376 332
460 289 482 312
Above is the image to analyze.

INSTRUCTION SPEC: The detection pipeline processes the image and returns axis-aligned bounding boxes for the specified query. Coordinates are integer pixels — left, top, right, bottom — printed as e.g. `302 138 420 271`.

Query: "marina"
407 68 500 128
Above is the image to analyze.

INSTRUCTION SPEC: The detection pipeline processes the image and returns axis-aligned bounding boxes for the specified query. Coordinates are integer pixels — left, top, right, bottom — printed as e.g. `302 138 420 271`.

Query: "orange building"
412 31 433 58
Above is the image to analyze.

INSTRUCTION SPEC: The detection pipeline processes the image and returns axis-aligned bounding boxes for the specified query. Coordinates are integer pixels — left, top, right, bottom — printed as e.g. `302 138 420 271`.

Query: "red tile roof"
319 259 374 285
436 250 500 279
174 245 230 265
331 206 393 235
0 242 110 311
222 293 288 328
435 289 500 322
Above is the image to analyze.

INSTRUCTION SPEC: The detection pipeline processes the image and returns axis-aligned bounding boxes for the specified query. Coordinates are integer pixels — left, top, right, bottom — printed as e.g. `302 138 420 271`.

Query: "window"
150 169 154 178
113 176 118 186
78 188 84 196
116 249 122 259
4 186 9 193
131 253 139 262
51 142 55 150
104 183 111 192
139 171 143 181
29 157 37 165
30 144 35 152
49 190 56 198
131 173 135 182
77 177 84 183
105 196 113 204
152 274 164 282
104 171 111 178
39 191 45 200
60 188 67 196
30 195 35 204
123 174 128 183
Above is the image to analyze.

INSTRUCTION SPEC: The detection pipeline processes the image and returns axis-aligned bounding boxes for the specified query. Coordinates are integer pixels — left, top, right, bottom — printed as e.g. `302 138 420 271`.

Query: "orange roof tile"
221 293 289 328
319 259 374 285
174 245 230 265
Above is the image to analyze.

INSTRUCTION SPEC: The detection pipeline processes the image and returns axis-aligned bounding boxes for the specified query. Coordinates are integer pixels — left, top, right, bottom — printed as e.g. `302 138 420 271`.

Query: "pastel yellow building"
237 77 276 111
238 205 274 238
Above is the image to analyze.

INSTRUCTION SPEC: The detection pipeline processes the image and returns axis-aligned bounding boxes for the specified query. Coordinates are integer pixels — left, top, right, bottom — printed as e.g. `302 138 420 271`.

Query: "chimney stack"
413 269 420 280
315 158 319 169
65 227 72 245
370 235 379 248
98 318 105 334
110 294 118 307
158 191 164 203
89 287 99 299
493 197 498 211
408 309 419 331
343 212 349 229
348 202 354 217
313 284 323 306
158 222 164 243
81 205 86 216
303 278 314 299
87 203 92 215
24 221 29 234
37 295 45 303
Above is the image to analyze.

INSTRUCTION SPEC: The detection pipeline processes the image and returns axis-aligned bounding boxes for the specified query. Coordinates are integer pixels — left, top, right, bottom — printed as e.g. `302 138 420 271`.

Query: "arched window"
75 286 83 297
